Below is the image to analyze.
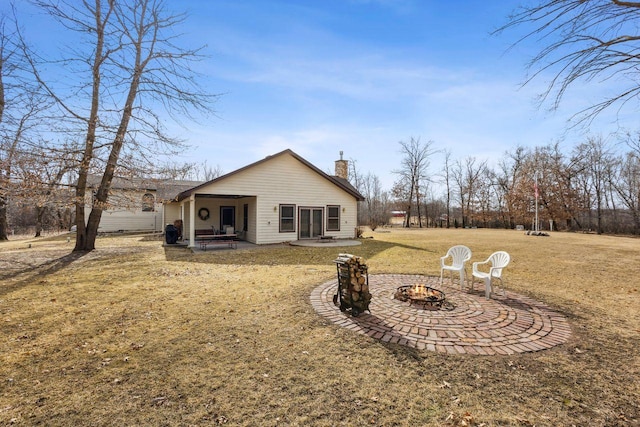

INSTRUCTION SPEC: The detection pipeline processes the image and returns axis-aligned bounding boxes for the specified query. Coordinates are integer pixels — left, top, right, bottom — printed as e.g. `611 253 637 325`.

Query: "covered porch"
164 193 255 248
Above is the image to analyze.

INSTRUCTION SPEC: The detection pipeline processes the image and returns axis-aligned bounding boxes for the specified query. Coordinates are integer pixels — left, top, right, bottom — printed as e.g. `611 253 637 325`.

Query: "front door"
299 208 323 239
220 206 235 233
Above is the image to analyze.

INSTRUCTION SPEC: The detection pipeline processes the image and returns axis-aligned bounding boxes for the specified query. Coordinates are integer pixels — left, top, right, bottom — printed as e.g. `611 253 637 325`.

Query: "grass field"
1 228 639 426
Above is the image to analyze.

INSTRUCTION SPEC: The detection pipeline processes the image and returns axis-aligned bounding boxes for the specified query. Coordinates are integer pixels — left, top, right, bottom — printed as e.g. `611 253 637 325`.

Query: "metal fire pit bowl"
394 285 446 309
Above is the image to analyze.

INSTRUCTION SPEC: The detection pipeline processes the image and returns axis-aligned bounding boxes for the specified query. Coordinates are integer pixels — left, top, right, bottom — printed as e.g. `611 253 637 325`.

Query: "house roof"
174 149 365 202
86 174 204 201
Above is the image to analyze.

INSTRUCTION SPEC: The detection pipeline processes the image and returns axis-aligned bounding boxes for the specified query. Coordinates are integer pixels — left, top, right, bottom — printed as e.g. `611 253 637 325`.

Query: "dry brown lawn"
0 228 638 426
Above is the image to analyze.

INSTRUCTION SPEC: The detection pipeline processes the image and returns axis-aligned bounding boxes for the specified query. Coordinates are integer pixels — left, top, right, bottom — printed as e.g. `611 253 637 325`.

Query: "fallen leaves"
445 411 481 426
151 396 168 406
214 415 228 424
440 380 451 389
514 416 535 426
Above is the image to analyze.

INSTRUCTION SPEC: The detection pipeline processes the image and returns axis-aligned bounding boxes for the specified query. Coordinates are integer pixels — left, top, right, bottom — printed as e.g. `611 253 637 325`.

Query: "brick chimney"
334 151 348 179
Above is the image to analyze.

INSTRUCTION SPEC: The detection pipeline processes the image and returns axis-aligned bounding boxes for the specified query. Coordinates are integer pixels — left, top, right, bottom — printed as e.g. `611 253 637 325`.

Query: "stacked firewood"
334 253 371 315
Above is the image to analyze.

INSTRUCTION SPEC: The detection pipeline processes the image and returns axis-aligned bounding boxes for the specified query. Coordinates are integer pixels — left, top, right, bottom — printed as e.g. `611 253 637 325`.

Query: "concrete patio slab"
290 239 361 247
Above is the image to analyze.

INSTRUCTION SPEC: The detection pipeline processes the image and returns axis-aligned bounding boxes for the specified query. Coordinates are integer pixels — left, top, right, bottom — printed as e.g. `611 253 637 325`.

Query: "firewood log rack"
332 253 371 317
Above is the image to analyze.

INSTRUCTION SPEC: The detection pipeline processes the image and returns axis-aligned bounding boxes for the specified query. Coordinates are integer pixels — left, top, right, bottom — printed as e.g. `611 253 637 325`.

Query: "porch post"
188 195 196 248
161 203 165 234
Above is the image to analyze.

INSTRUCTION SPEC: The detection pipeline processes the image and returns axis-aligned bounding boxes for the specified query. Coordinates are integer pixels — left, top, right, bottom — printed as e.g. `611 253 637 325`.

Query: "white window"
327 205 340 231
280 204 295 232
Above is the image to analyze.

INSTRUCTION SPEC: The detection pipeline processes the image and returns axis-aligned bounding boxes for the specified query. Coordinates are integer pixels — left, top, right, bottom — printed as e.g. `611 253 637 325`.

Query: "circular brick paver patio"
310 274 571 355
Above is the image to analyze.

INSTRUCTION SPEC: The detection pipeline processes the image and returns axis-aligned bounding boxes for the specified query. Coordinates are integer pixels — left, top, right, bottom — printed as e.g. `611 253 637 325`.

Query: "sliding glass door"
299 208 322 239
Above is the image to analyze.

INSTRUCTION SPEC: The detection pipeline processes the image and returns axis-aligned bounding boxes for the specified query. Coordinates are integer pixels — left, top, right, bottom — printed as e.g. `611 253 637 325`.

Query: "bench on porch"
195 229 237 251
199 239 237 251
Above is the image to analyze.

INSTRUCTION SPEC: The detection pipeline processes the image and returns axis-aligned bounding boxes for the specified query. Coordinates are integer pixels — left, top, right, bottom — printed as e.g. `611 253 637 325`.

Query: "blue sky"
6 0 637 191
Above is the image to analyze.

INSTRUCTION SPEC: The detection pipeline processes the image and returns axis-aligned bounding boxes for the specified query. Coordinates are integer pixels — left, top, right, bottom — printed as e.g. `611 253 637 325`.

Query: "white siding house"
163 149 364 246
85 175 202 233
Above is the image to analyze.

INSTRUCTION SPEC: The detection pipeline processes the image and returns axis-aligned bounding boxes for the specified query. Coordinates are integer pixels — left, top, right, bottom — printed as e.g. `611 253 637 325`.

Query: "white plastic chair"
471 251 510 299
440 245 472 289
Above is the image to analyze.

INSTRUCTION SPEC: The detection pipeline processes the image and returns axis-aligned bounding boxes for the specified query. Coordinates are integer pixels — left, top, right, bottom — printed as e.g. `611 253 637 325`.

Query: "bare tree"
451 160 464 228
199 161 224 181
1 14 19 240
360 172 388 231
393 137 436 228
524 143 589 231
498 1 640 125
573 136 617 234
0 11 51 240
440 149 453 228
625 130 640 157
496 146 529 228
346 158 389 230
453 156 487 228
14 141 77 236
18 0 215 251
611 151 640 234
347 157 363 193
476 168 496 227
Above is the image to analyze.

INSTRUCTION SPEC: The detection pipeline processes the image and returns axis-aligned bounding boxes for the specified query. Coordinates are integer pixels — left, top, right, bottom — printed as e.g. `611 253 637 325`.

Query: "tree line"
354 135 640 235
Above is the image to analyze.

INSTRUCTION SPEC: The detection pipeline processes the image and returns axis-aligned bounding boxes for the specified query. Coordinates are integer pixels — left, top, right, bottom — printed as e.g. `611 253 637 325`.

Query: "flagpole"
534 172 539 233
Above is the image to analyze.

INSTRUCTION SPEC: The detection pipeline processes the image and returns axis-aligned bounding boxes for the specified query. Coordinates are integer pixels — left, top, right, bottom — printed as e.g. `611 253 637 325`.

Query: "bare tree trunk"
405 184 413 228
415 180 422 228
443 151 452 228
0 36 5 240
34 205 45 237
72 0 111 252
0 198 8 240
